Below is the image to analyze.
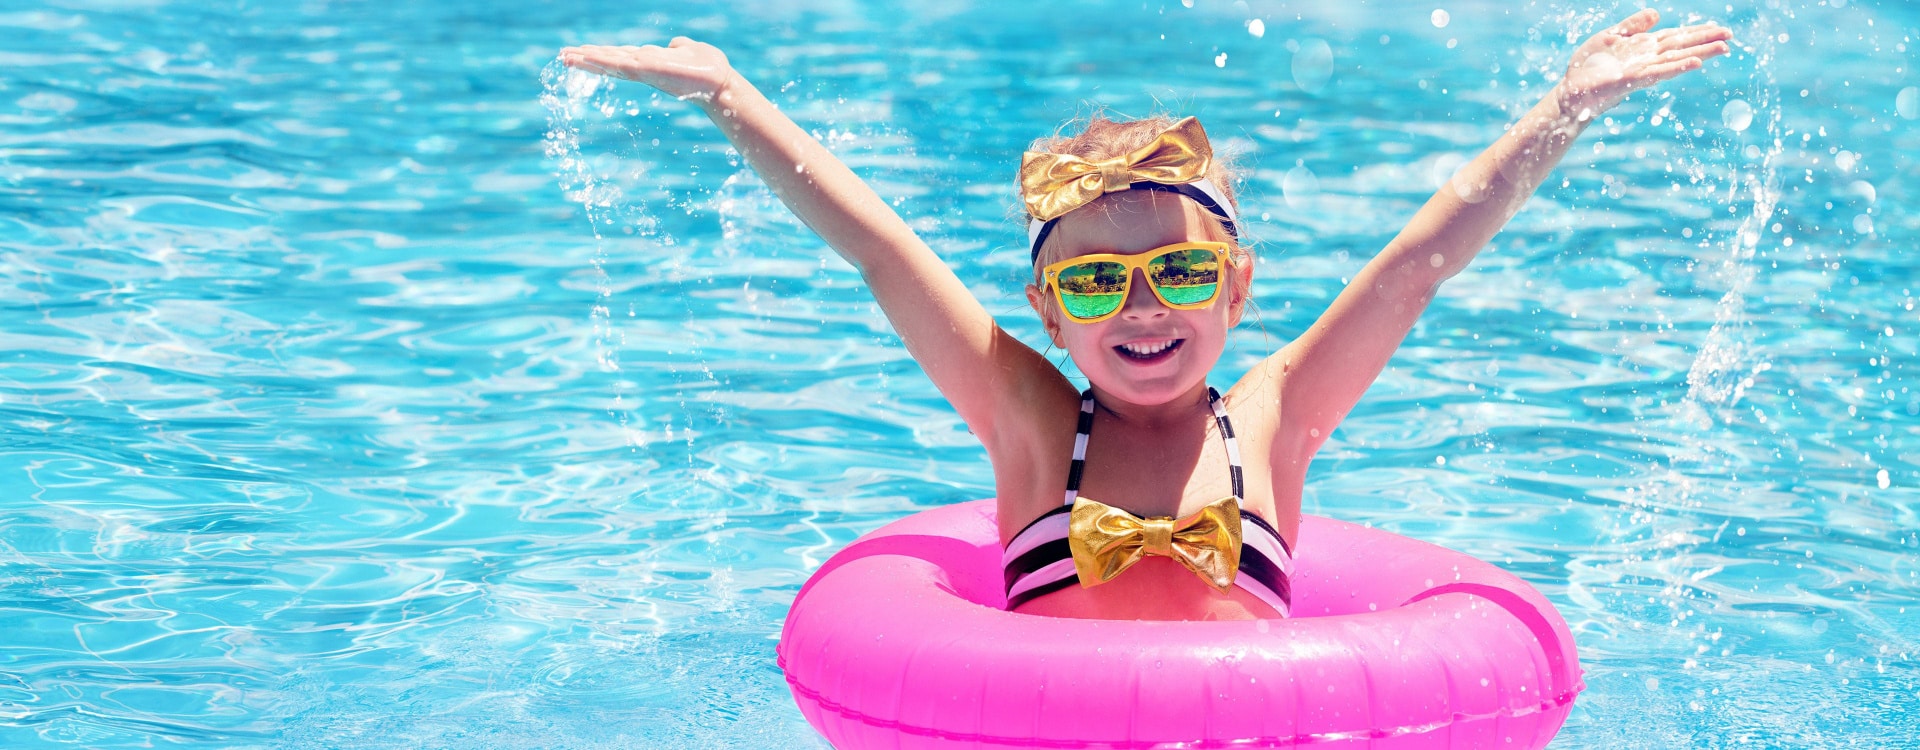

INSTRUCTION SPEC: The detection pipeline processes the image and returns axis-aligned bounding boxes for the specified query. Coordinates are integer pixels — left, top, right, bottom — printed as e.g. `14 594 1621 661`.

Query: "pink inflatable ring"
778 500 1584 749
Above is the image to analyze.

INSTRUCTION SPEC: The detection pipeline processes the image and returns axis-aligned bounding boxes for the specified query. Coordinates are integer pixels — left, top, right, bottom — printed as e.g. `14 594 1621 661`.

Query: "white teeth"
1120 340 1175 356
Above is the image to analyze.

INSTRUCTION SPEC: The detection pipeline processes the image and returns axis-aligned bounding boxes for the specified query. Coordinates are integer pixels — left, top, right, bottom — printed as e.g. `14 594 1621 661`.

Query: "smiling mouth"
1115 339 1182 362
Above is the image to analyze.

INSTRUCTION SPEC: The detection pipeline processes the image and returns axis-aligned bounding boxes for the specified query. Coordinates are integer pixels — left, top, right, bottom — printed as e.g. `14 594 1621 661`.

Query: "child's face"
1027 191 1248 406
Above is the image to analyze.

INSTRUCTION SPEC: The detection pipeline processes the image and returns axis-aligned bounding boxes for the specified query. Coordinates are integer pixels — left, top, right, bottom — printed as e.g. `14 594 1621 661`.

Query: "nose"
1118 268 1168 320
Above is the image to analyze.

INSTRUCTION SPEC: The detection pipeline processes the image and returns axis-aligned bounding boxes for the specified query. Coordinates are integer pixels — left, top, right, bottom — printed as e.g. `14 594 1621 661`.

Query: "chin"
1084 368 1209 406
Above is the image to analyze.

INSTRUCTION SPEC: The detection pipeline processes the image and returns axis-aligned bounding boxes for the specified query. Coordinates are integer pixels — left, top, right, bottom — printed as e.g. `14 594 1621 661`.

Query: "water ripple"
0 1 1915 748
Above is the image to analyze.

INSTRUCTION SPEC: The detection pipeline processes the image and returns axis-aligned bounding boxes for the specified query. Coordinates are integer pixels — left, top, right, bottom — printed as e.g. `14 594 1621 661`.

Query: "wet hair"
1021 111 1254 299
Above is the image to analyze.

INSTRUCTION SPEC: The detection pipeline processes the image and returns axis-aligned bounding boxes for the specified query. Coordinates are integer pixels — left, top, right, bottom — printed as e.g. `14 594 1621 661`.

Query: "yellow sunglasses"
1042 242 1232 324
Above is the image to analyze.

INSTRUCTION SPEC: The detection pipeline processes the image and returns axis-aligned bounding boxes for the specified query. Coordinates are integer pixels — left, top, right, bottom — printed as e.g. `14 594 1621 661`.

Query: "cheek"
1186 309 1234 350
1059 323 1100 351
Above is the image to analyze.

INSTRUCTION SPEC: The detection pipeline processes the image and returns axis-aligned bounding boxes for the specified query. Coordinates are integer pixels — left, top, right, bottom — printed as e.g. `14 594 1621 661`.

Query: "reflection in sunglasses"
1045 243 1230 323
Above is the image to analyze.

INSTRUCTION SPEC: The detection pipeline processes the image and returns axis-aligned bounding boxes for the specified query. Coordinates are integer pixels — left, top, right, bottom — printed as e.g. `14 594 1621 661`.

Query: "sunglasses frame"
1041 241 1234 324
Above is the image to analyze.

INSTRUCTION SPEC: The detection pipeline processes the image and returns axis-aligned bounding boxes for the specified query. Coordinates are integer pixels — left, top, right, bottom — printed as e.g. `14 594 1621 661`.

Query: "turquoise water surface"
3 0 1916 747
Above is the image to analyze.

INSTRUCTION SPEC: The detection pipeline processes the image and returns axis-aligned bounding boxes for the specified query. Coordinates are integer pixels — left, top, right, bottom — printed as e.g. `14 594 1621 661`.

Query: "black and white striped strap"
1205 387 1245 500
1063 387 1241 504
1062 392 1097 505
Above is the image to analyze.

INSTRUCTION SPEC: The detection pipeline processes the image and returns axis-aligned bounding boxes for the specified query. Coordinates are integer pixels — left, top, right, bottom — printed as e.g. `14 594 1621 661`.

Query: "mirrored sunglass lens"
1056 261 1127 319
1147 250 1221 306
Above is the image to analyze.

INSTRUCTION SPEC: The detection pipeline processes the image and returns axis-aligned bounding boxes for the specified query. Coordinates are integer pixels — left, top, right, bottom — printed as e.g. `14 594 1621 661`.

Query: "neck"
1087 381 1214 430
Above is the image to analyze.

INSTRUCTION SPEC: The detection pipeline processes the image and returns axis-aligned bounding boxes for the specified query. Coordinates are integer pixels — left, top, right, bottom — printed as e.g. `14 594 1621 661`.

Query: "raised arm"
561 39 1060 443
1251 10 1731 464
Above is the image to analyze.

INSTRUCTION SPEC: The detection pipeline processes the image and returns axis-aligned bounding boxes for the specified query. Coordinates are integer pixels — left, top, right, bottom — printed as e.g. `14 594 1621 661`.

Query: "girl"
560 10 1732 621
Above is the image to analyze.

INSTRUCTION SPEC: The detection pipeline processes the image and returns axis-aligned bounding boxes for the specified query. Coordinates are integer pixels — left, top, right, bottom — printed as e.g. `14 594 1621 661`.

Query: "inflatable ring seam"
783 657 1580 749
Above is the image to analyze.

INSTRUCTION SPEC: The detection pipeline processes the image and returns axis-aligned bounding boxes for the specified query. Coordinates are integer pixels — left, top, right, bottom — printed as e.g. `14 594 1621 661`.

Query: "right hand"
559 37 735 104
1554 10 1731 118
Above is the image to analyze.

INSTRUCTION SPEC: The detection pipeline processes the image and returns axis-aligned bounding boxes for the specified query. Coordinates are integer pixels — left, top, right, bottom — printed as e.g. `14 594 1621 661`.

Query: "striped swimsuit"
1001 388 1294 615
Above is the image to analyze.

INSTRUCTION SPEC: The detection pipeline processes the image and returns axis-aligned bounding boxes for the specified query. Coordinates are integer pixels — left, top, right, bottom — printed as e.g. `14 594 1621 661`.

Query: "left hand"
1557 9 1733 118
559 37 738 105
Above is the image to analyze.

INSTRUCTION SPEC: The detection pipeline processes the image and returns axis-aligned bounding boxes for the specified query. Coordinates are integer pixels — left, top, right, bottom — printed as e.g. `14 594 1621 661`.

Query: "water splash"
540 60 654 450
1518 6 1801 741
1679 22 1782 430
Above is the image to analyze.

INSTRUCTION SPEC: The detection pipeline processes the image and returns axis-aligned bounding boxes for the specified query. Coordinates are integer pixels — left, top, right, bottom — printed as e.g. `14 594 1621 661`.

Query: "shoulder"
980 370 1083 456
1223 349 1291 431
984 374 1084 541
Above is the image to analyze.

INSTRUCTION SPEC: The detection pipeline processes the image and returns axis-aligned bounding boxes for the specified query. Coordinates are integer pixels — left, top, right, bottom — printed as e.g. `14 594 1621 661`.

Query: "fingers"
1649 30 1730 66
1668 39 1731 63
1656 24 1734 49
560 46 617 71
559 44 662 73
1611 8 1660 36
558 39 694 65
1639 56 1703 84
1623 35 1725 86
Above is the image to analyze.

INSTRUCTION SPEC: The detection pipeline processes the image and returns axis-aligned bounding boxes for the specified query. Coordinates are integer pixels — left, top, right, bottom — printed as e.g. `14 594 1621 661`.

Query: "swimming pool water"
2 0 1916 747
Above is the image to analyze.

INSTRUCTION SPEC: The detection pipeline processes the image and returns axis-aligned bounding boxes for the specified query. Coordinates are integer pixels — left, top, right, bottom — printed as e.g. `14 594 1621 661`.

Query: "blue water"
2 0 1915 747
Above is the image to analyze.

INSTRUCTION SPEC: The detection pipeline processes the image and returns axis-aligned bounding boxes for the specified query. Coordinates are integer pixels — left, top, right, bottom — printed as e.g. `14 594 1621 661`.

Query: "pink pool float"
778 499 1583 748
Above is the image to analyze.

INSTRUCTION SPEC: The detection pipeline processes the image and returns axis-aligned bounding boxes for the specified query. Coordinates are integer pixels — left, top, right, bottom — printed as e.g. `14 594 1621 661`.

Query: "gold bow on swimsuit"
1018 116 1216 222
1067 495 1242 592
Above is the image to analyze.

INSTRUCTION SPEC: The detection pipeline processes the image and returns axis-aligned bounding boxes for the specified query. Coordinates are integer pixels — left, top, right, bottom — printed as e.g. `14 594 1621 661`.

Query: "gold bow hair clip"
1067 495 1243 592
1018 116 1216 222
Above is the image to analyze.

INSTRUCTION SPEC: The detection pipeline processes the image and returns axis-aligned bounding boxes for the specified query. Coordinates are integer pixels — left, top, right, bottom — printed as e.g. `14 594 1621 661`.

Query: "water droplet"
1853 215 1874 235
1291 38 1333 93
1247 19 1265 38
1897 87 1920 120
1721 99 1753 131
1215 52 1228 68
1848 180 1876 203
1479 677 1489 687
1431 9 1450 28
1282 165 1320 207
564 67 603 99
1879 469 1892 489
